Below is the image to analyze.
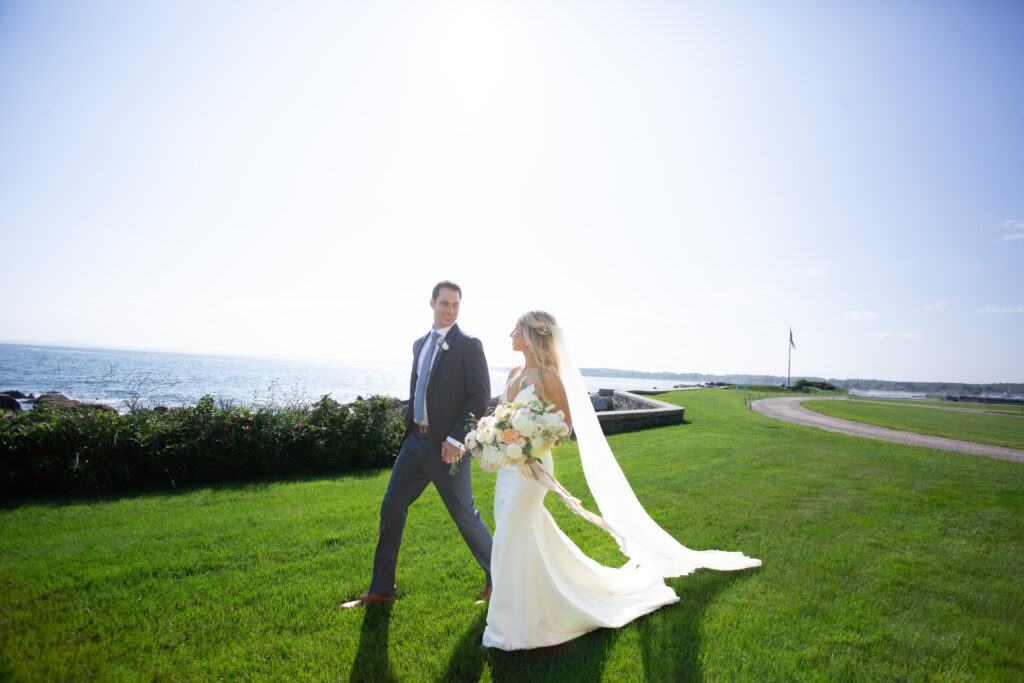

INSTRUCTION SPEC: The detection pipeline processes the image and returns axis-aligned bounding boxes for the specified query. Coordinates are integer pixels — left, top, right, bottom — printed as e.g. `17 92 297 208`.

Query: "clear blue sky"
1 0 1021 383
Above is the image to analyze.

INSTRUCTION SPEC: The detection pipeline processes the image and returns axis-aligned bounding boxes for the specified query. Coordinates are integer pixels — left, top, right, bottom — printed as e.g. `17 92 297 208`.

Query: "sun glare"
431 3 517 124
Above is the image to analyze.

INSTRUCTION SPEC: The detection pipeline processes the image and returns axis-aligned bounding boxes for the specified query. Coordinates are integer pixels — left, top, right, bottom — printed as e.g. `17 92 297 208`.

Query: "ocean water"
0 343 693 410
848 390 928 400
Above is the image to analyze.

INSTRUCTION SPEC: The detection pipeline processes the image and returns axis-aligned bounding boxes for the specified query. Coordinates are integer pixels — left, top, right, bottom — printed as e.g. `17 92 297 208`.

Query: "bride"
481 311 761 651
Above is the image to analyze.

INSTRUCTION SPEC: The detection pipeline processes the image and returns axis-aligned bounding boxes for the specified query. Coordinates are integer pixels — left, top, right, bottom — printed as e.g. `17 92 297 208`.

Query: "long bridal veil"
551 325 761 577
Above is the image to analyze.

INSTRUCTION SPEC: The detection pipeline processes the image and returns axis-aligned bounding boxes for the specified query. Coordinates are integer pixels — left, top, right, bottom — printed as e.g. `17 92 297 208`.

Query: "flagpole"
787 327 792 389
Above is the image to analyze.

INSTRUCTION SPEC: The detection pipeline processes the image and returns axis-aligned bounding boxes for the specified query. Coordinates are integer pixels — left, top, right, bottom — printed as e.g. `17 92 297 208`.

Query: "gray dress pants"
369 430 493 596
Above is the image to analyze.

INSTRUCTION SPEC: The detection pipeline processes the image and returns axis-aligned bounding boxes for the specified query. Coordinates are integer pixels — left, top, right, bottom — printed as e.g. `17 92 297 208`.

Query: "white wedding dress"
481 383 680 650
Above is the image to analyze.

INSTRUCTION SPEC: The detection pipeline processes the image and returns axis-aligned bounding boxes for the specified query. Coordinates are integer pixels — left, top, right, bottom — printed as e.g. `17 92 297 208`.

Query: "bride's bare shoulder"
540 365 563 385
504 366 525 390
536 366 565 396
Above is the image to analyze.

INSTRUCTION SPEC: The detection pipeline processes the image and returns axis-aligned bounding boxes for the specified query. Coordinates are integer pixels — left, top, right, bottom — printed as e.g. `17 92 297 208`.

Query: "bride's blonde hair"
518 311 559 373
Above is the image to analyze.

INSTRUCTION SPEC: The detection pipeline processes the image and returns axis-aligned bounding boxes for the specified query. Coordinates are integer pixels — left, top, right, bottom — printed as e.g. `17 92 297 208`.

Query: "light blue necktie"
413 331 440 425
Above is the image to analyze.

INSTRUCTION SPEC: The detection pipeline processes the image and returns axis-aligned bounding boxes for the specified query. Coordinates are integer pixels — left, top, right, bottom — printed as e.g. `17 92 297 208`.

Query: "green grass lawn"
2 389 1023 680
805 397 1024 450
850 396 1024 414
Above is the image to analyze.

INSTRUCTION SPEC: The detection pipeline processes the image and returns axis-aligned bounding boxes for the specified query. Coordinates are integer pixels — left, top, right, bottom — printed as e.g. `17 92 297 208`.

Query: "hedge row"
0 394 405 498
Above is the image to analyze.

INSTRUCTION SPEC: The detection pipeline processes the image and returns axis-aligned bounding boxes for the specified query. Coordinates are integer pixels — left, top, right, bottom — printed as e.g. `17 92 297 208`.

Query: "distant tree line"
580 368 1024 396
832 380 1024 395
794 379 837 391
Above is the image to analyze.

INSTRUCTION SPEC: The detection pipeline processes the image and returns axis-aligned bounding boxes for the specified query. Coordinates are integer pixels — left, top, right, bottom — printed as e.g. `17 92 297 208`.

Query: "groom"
341 280 493 608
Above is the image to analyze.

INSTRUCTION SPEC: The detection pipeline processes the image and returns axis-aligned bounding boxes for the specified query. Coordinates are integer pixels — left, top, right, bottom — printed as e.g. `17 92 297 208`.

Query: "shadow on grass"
0 467 391 512
636 569 748 682
348 602 396 683
435 568 748 681
439 610 488 681
484 624 620 682
416 606 621 682
0 652 22 682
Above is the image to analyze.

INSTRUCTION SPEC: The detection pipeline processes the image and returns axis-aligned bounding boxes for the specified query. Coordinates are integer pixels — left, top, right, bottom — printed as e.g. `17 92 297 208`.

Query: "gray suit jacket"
403 323 490 444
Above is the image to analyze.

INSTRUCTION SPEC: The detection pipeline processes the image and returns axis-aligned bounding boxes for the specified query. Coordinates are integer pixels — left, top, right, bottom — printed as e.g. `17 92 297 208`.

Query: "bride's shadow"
484 626 620 682
438 610 488 681
348 602 397 683
438 570 744 681
436 608 618 682
636 569 748 682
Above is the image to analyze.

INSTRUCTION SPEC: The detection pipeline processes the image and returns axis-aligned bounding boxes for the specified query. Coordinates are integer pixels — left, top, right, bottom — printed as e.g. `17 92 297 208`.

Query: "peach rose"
502 428 518 444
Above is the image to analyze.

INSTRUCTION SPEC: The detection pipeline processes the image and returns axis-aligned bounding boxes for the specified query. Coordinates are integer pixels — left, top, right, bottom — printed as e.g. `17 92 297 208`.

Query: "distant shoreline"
2 341 1021 398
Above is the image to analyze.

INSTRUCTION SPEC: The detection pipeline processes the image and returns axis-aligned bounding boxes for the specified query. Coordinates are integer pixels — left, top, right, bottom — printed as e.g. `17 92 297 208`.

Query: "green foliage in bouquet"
463 383 570 473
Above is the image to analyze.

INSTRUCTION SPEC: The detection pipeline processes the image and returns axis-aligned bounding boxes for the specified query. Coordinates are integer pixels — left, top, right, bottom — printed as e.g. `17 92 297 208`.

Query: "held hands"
536 439 557 452
441 440 464 465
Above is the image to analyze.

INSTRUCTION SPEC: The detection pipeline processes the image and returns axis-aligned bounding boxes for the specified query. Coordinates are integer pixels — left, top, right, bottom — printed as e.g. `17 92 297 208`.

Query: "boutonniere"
440 340 450 351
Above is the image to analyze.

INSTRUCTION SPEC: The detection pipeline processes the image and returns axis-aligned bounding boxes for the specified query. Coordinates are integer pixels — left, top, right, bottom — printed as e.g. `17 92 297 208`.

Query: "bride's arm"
537 367 573 436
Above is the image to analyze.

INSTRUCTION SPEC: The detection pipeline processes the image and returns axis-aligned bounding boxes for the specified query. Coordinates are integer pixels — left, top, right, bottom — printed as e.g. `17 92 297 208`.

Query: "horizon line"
2 339 1021 387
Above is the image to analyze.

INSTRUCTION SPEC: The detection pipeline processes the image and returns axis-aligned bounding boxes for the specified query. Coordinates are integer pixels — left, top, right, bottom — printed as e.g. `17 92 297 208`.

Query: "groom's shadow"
348 602 397 683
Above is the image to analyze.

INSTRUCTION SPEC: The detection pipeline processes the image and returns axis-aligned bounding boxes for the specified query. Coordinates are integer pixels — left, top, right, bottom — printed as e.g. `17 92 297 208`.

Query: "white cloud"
844 310 878 320
978 305 1024 313
1000 219 1024 240
808 268 826 276
706 287 759 305
874 332 922 340
922 300 949 311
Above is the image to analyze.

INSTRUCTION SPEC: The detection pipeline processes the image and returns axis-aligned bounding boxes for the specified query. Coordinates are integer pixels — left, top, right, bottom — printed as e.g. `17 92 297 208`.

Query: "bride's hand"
441 441 463 464
516 458 537 478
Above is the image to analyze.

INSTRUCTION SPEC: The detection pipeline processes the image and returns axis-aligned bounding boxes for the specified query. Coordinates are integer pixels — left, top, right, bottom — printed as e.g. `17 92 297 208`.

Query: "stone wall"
486 389 685 436
595 390 685 435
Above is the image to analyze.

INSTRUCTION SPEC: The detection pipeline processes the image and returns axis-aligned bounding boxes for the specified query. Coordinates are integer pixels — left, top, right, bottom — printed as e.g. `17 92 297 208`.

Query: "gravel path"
750 396 1024 464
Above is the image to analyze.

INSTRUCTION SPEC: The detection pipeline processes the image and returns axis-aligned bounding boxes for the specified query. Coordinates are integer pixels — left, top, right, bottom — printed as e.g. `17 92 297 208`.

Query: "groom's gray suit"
369 323 493 597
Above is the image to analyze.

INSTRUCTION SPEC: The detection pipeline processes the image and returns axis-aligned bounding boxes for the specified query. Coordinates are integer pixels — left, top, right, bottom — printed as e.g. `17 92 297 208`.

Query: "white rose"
557 422 570 436
511 412 536 438
465 431 478 451
480 445 504 472
505 442 523 463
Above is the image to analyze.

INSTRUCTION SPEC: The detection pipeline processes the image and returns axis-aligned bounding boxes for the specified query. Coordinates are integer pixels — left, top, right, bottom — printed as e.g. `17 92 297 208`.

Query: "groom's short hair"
432 280 462 301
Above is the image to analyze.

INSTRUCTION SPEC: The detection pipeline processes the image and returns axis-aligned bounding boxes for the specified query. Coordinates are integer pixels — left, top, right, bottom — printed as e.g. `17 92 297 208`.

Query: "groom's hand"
441 441 463 464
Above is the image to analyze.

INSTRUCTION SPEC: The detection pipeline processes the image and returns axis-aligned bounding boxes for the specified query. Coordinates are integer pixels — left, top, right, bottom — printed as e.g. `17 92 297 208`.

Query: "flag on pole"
789 328 796 349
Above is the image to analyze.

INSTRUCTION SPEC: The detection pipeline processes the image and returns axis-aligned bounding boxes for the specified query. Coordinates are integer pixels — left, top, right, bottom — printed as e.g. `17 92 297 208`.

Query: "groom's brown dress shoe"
474 586 493 604
339 591 396 609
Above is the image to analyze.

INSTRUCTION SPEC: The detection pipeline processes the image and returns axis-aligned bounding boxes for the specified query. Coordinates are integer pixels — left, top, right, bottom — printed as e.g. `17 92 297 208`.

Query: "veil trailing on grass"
551 325 762 577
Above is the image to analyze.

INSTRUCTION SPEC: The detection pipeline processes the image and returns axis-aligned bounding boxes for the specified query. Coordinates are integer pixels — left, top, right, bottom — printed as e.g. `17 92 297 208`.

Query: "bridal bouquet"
459 383 621 542
460 384 570 473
